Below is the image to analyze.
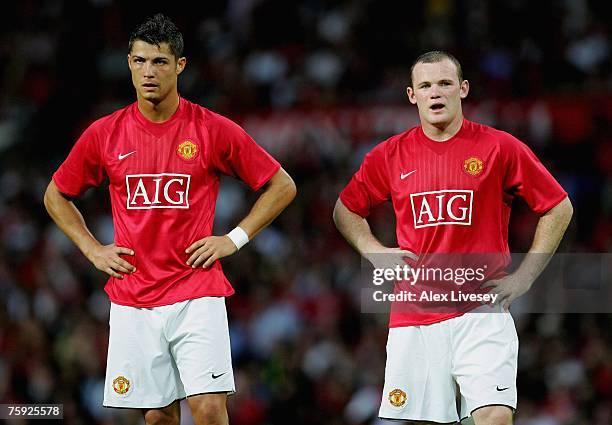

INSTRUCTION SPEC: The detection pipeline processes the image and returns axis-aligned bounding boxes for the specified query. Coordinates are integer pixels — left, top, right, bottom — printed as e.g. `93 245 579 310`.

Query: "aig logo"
126 173 191 209
410 190 473 228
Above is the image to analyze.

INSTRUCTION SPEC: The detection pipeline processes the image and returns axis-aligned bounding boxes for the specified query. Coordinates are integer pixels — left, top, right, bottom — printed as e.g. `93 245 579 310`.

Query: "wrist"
360 242 388 256
80 239 101 260
226 226 249 250
513 269 536 289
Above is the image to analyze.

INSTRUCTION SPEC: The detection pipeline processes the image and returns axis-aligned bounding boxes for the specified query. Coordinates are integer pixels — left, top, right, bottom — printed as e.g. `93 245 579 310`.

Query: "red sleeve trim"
251 162 281 191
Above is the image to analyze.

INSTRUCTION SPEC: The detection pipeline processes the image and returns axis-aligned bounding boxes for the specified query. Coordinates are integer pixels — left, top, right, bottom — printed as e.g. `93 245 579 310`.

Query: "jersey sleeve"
339 143 390 217
500 133 567 214
52 121 105 197
208 114 281 190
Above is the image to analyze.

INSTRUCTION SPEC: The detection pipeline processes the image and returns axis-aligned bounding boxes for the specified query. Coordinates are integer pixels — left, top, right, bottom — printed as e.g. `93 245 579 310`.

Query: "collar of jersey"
132 96 185 138
416 118 469 155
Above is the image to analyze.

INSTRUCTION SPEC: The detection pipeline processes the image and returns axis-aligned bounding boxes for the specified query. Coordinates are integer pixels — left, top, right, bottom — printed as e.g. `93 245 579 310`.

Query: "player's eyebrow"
417 78 455 87
131 54 171 61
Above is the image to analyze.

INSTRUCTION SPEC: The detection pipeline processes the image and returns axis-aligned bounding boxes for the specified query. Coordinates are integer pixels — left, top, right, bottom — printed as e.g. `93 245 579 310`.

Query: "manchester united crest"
388 388 407 407
112 376 131 395
463 156 484 176
177 140 198 161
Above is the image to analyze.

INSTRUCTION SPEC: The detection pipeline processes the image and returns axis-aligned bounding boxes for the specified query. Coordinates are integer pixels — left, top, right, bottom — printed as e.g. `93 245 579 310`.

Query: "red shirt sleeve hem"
250 162 281 191
339 191 369 218
52 173 80 198
532 192 568 215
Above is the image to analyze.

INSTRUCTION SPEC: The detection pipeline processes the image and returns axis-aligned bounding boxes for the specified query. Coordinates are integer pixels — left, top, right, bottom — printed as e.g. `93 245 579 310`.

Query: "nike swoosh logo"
212 372 227 379
118 151 136 160
400 170 417 180
496 386 509 391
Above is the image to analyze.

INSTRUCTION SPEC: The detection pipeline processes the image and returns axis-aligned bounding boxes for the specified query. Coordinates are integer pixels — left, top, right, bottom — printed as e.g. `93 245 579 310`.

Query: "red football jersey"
340 119 567 327
53 97 280 307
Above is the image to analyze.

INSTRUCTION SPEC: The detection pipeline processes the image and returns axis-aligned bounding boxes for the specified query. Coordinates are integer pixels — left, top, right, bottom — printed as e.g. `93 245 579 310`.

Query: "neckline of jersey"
416 118 469 155
132 96 186 137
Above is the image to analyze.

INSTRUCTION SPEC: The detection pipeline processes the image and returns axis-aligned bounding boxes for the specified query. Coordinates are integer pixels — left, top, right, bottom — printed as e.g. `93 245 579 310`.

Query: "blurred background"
0 0 610 424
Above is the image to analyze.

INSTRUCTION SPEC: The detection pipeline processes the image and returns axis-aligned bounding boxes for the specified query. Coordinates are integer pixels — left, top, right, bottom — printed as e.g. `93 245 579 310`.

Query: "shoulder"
178 98 208 121
202 110 251 146
466 119 519 145
204 109 244 134
180 99 239 130
466 120 537 169
465 119 527 154
372 127 419 157
360 128 416 167
84 103 134 138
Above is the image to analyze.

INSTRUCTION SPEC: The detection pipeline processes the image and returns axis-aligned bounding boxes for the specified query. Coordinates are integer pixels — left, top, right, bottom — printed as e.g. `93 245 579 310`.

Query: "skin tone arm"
44 181 136 279
186 168 296 268
332 199 417 267
482 196 573 309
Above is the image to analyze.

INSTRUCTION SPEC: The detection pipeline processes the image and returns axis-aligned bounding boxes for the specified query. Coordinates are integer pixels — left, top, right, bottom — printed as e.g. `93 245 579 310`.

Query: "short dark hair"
409 51 463 87
128 14 184 59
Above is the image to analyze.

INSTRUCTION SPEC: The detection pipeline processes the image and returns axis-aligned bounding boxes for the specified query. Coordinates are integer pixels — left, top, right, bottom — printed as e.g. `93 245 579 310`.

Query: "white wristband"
227 227 249 250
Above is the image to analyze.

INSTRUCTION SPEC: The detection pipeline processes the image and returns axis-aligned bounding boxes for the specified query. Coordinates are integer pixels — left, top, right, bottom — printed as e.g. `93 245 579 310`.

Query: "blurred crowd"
0 0 611 424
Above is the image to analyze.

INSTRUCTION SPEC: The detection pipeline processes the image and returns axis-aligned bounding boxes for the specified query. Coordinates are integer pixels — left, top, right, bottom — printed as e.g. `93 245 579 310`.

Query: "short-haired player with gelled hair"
334 51 573 424
44 13 296 425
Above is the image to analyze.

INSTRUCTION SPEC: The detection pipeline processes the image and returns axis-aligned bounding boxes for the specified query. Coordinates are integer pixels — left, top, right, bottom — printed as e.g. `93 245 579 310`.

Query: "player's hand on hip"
185 236 237 268
364 247 418 270
87 243 136 279
480 273 532 311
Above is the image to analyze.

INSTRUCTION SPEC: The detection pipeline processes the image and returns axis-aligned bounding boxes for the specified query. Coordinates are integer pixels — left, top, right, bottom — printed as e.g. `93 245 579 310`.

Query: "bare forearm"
237 168 296 239
332 199 386 255
43 181 101 258
515 197 573 283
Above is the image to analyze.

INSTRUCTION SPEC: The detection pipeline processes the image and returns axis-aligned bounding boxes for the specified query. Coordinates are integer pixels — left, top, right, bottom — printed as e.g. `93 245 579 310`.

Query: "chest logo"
463 157 484 176
410 190 473 228
118 151 136 161
400 170 417 180
126 173 191 209
177 140 198 161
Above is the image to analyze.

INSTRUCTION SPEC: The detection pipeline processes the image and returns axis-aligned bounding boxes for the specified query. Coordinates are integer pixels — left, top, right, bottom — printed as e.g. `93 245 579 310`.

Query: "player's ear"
176 57 187 75
406 87 417 105
459 80 469 99
127 54 132 70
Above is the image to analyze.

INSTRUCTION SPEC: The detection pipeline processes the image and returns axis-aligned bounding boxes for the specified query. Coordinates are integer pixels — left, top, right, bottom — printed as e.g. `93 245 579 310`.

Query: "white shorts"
103 297 235 409
379 305 518 423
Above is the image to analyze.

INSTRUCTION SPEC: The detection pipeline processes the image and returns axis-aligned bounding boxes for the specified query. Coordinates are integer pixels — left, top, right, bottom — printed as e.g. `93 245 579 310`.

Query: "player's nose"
143 61 155 76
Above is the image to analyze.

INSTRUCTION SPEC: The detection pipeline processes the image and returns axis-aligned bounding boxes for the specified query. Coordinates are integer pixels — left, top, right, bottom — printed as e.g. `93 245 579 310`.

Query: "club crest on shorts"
177 140 199 161
388 388 407 407
112 376 131 395
463 157 484 176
